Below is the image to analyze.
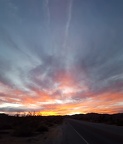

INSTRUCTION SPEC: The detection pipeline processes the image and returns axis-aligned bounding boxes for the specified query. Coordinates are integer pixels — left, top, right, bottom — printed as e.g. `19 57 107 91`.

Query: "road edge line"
68 123 90 144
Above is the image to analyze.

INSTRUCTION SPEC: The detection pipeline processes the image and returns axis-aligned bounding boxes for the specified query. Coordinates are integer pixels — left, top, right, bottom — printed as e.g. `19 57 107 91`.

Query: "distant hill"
69 113 123 126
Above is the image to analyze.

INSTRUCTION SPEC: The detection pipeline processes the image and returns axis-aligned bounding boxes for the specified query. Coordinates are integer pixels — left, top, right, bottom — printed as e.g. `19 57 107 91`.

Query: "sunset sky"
0 0 123 115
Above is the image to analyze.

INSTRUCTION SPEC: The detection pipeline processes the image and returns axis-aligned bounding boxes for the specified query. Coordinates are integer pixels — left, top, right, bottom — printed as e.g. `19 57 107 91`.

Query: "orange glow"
0 80 123 115
37 111 58 116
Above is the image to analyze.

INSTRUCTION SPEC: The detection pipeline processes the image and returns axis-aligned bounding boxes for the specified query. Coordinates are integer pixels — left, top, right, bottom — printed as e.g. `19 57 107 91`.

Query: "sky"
0 0 123 115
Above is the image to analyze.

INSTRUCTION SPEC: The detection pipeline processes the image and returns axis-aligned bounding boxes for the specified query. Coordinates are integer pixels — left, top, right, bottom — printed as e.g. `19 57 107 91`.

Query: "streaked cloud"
0 0 123 115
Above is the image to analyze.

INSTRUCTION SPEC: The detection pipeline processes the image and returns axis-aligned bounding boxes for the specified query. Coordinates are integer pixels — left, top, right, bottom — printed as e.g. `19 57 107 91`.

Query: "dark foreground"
0 113 123 144
61 119 123 144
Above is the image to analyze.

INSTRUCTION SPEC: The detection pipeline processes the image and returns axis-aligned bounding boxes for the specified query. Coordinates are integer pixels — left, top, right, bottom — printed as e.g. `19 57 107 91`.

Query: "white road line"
68 123 90 144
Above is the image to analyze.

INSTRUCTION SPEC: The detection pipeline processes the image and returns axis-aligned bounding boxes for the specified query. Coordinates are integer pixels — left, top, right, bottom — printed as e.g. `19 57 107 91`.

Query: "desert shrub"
36 124 48 133
46 122 54 127
0 124 12 130
116 119 123 126
12 125 34 137
12 118 37 137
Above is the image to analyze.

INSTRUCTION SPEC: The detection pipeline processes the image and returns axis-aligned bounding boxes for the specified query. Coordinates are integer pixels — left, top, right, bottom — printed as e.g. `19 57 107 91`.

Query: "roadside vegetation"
0 113 63 137
0 112 122 139
69 113 123 126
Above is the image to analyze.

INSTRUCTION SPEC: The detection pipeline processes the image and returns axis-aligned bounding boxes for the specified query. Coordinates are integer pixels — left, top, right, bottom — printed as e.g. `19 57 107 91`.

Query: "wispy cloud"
0 0 123 115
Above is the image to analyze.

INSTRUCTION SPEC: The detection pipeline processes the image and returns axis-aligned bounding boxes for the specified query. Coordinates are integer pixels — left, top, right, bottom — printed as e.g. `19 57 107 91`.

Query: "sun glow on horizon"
37 111 58 116
0 67 123 115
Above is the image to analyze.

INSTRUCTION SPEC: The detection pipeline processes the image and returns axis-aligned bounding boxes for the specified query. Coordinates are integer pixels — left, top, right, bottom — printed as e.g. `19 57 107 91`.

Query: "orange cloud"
0 80 123 115
37 92 123 115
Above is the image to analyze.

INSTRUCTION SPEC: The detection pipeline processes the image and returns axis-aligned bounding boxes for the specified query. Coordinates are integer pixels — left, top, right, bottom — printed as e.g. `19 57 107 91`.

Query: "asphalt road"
61 119 123 144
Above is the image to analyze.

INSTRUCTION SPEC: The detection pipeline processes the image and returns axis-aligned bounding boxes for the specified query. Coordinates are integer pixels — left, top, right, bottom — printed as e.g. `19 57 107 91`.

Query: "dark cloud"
73 25 123 93
0 107 41 112
0 59 14 88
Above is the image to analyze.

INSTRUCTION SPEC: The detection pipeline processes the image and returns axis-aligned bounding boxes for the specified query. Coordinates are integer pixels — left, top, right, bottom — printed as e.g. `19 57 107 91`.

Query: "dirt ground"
0 125 61 144
45 125 63 144
0 131 46 144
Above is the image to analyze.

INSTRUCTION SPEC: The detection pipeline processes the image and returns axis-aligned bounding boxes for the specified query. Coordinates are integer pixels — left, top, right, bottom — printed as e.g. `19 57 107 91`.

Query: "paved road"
61 119 123 144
